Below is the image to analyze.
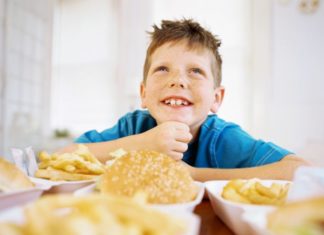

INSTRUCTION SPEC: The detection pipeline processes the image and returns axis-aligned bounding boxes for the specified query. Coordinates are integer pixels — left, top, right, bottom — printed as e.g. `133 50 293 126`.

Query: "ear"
140 82 147 108
210 86 225 113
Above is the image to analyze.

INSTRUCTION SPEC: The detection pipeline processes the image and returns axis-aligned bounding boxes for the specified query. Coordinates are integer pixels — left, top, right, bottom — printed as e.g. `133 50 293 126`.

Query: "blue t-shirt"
75 110 291 168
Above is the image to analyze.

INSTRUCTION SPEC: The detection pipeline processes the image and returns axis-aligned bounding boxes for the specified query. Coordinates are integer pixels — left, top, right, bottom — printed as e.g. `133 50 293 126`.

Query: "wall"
51 0 119 134
0 0 54 159
114 0 152 117
0 0 4 155
51 0 153 136
268 0 324 164
250 0 324 165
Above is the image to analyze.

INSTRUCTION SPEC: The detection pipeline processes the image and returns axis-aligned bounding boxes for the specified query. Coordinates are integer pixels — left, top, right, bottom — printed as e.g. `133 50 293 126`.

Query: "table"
194 199 234 235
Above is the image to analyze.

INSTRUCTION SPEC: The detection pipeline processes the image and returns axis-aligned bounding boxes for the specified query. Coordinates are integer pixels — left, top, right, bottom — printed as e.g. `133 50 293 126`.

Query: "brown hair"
143 19 222 87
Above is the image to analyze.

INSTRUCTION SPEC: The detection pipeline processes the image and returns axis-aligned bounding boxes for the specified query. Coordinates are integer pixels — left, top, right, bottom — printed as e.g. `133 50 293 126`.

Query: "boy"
61 19 308 181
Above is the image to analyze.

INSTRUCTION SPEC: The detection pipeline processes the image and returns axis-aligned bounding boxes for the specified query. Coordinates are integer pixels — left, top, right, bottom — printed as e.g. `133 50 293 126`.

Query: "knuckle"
173 153 183 161
182 144 189 152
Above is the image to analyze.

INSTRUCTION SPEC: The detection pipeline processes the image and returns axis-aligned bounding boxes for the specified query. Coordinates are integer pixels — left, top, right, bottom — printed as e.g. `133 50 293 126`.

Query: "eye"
190 68 205 76
191 68 202 74
154 66 168 72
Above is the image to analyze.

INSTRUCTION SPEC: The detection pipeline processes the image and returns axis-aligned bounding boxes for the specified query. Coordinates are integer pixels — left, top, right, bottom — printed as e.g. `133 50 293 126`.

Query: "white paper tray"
0 187 45 211
0 203 201 235
205 180 291 235
74 181 205 212
29 177 96 194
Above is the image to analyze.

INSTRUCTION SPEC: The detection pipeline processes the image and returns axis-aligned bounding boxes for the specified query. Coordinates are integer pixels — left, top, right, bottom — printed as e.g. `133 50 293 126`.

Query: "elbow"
283 154 312 167
278 155 311 180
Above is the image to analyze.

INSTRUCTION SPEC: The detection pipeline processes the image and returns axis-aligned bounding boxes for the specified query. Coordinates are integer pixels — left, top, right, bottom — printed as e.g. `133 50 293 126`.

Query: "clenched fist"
140 121 192 160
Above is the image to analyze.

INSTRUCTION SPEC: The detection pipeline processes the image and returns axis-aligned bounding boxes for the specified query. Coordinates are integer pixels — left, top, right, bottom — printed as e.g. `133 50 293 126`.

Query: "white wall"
114 0 152 116
51 0 119 134
267 1 324 164
0 0 4 155
0 0 53 159
51 0 153 135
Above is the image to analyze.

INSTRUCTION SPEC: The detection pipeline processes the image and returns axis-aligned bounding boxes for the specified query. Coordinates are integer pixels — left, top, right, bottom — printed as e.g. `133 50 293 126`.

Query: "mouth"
161 97 192 107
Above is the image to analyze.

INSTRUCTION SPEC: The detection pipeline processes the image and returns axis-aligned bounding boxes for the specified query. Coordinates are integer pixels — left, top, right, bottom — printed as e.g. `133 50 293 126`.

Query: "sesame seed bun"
0 158 34 192
267 197 324 234
100 150 198 204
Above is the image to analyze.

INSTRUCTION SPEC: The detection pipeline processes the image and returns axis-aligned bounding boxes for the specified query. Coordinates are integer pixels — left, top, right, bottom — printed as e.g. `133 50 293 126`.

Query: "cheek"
142 84 161 103
194 85 211 96
145 81 163 93
195 86 216 104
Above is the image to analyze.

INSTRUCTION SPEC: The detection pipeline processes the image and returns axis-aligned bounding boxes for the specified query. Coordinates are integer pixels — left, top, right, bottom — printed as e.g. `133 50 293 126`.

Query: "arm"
184 155 311 182
58 134 151 163
58 121 192 163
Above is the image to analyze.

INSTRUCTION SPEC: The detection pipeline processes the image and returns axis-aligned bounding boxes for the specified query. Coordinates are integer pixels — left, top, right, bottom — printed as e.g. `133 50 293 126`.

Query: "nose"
168 72 187 88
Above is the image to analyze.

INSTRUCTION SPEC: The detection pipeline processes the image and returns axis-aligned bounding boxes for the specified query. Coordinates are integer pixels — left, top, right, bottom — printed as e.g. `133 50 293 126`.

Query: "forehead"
150 40 215 65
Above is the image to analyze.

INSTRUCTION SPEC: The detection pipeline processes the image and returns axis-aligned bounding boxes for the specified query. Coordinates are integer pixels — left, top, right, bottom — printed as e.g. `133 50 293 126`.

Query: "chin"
159 116 190 125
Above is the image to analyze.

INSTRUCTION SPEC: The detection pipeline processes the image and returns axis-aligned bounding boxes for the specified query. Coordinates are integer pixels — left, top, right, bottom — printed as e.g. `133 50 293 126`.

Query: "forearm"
190 155 310 182
57 134 147 163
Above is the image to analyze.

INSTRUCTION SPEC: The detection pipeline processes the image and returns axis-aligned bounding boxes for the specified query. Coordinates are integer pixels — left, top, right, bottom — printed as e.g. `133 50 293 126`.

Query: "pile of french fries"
35 145 104 181
0 194 186 235
222 179 290 206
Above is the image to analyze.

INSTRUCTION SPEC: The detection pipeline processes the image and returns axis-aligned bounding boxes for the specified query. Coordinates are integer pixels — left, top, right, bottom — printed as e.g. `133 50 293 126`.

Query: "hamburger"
267 197 324 235
0 158 34 193
99 150 198 204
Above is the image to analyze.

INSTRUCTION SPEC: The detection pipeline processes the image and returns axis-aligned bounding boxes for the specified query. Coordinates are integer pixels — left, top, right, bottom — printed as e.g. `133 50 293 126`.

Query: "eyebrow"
149 62 170 72
187 63 208 72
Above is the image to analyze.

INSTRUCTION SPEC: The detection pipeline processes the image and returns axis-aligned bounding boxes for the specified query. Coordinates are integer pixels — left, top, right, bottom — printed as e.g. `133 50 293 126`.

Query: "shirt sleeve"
75 116 130 143
74 110 157 143
215 125 293 168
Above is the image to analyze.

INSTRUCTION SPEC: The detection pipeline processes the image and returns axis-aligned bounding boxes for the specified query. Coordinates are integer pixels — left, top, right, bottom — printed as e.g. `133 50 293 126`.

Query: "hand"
140 121 192 160
181 161 197 178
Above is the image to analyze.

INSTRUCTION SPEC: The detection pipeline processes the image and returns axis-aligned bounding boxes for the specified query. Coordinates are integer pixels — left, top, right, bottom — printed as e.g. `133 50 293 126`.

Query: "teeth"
164 99 189 106
176 100 182 106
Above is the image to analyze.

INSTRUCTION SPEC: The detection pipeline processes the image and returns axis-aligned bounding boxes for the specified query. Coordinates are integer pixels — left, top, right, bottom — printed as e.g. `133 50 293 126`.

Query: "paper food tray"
11 146 97 194
204 180 291 235
74 181 205 212
0 187 45 211
242 209 271 235
29 177 95 194
0 205 201 235
241 167 324 235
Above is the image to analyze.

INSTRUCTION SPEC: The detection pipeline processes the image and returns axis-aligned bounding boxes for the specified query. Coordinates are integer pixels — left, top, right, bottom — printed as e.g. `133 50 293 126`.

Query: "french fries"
35 145 104 181
222 179 290 206
0 194 186 235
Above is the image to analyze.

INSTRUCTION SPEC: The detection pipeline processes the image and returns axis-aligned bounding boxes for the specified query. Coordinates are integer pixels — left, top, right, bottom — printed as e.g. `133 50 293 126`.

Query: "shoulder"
200 115 258 147
122 110 156 124
200 114 240 136
120 110 157 133
123 109 154 119
194 115 243 167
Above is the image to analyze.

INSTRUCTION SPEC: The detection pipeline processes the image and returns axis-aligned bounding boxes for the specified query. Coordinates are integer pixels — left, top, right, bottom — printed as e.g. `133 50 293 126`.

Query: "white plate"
0 187 45 211
0 203 201 235
29 177 96 193
74 181 205 212
204 180 291 235
242 209 271 235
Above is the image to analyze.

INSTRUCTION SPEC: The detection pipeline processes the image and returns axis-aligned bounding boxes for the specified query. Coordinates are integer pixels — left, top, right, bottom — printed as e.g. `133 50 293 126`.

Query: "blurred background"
0 0 323 165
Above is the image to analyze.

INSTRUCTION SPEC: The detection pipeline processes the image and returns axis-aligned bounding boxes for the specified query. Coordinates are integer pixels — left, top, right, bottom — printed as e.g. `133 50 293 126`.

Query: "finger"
172 141 189 153
168 151 183 161
174 122 190 131
175 130 192 143
164 121 189 131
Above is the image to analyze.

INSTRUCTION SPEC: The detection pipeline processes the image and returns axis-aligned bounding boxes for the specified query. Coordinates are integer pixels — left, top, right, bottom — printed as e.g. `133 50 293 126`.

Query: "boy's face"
140 40 224 133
